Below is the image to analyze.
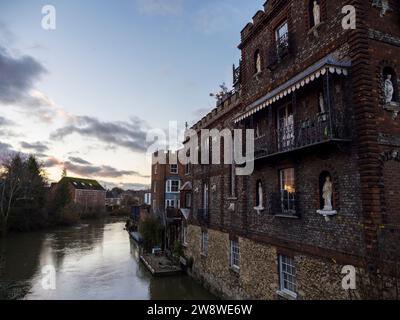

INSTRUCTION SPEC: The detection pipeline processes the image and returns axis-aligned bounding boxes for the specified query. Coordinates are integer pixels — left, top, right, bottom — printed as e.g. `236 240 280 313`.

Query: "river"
0 219 215 300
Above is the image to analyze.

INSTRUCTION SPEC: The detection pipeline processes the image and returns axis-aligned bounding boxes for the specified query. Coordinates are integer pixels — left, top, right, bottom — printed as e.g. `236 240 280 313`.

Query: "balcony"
270 191 298 217
254 111 349 161
197 209 210 225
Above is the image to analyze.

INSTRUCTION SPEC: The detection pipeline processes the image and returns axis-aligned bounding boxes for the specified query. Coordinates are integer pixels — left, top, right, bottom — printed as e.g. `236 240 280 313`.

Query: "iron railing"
233 63 241 85
254 111 348 160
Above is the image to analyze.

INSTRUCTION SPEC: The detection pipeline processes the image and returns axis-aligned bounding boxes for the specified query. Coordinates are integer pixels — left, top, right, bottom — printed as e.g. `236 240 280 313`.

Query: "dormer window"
255 50 262 74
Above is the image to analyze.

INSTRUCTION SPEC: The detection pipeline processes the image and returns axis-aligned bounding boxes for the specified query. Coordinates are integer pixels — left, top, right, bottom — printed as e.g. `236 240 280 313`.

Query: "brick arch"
379 149 400 224
312 163 340 212
377 60 399 105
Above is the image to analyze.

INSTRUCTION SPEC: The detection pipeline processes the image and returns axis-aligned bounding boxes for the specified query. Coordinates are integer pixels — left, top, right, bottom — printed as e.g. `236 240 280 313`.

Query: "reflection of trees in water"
0 232 45 299
149 275 215 300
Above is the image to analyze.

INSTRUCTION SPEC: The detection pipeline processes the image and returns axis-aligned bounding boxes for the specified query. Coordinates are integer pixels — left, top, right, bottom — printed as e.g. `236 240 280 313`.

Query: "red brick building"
183 0 400 300
59 177 106 209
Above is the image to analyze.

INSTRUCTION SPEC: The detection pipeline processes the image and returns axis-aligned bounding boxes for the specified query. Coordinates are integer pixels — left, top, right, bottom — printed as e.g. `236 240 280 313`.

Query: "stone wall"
185 225 376 300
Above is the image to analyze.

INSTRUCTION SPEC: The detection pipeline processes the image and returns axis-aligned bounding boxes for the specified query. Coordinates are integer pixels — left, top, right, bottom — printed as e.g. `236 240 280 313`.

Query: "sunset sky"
0 0 261 189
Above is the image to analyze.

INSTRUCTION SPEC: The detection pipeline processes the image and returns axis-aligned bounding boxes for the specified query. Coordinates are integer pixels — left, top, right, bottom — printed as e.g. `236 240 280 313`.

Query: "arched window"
309 0 321 28
319 171 333 211
255 180 264 209
383 66 398 104
254 50 262 74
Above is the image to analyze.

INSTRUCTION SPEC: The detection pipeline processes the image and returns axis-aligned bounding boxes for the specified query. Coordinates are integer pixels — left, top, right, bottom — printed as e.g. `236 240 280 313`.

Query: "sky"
0 0 262 190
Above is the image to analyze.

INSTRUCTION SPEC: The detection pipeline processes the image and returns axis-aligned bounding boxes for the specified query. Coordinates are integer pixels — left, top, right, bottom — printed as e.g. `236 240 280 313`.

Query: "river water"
0 219 215 300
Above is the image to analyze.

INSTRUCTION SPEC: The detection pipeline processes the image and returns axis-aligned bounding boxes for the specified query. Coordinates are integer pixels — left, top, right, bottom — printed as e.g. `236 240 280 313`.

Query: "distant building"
105 190 122 210
59 177 106 209
144 192 152 205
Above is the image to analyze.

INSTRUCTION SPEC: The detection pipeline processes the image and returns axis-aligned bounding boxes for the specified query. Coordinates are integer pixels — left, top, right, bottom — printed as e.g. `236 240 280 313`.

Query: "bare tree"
0 155 25 237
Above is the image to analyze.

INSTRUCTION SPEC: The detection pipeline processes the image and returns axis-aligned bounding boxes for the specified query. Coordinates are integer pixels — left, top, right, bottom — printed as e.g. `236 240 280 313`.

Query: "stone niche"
382 66 400 119
372 0 391 17
316 171 337 221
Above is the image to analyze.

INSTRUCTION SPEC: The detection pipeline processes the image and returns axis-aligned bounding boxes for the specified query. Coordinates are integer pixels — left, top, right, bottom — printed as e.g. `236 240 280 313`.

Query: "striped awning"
234 55 351 124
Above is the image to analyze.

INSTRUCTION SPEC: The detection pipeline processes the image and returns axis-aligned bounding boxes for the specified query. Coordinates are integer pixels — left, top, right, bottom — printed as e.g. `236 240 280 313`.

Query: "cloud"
50 115 150 153
0 45 60 123
68 156 92 165
100 180 150 191
0 141 14 155
43 155 149 179
135 0 185 16
195 3 239 35
20 141 49 153
0 45 47 105
0 115 13 127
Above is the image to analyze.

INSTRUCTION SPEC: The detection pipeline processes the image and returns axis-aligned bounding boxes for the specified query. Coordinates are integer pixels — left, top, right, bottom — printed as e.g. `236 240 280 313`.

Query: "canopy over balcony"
234 54 351 124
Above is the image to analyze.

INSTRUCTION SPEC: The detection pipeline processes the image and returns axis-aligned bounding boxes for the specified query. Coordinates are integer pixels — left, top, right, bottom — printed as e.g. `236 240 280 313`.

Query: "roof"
180 181 192 191
60 177 105 191
234 54 351 123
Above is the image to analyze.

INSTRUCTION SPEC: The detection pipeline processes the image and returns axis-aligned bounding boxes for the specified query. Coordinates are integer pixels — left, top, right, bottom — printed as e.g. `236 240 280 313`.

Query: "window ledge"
276 290 298 300
229 266 240 274
274 214 299 219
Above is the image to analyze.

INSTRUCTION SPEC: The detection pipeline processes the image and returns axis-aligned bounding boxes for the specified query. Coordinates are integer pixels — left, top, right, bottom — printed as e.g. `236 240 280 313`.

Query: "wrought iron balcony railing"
197 209 210 225
254 111 348 160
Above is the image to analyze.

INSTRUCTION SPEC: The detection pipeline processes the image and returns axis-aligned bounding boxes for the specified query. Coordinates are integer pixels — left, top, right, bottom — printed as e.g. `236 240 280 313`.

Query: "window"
275 21 289 56
154 164 158 175
201 231 208 254
185 193 192 208
170 164 178 174
230 240 240 270
279 255 297 298
152 199 157 210
153 181 157 193
185 163 191 175
166 180 180 193
165 199 176 208
277 104 294 151
279 168 296 214
203 183 209 210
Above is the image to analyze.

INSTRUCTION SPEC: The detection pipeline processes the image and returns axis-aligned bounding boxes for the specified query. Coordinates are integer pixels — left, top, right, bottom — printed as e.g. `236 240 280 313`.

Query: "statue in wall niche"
385 74 394 104
313 1 321 26
322 176 333 211
372 0 390 17
256 53 262 74
258 182 264 209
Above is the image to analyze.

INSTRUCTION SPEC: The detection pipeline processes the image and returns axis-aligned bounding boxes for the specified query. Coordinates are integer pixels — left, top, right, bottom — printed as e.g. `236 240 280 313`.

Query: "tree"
0 154 25 237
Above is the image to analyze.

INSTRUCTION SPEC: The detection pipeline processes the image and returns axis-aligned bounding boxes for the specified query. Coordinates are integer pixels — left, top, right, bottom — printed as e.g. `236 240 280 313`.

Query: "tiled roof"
60 177 105 191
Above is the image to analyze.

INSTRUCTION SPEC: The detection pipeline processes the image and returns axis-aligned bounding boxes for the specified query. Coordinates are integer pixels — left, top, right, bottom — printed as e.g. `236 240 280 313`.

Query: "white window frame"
201 231 208 255
185 163 191 175
165 199 176 208
166 180 180 193
170 164 178 174
278 255 297 299
275 21 289 49
230 240 240 270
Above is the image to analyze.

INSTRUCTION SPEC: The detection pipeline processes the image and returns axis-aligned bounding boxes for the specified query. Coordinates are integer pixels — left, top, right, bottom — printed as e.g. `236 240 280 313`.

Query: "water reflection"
0 219 215 300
